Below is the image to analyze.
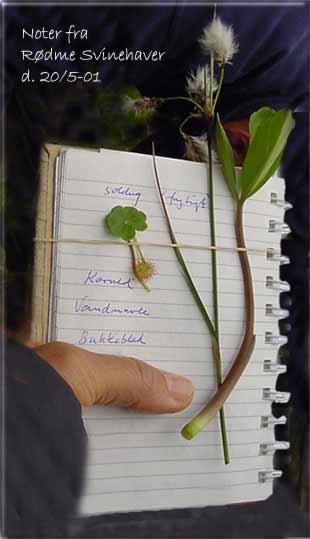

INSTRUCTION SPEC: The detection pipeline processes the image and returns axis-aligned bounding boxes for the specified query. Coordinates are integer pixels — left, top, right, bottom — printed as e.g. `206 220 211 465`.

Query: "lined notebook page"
49 147 287 515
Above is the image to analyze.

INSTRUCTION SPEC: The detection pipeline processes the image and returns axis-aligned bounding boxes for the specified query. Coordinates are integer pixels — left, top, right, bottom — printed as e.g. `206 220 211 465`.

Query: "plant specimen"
181 107 294 439
106 14 294 463
105 205 155 292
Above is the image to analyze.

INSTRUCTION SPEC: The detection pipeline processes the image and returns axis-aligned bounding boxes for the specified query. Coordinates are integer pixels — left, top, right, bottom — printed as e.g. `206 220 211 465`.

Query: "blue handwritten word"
164 191 209 213
75 296 149 316
78 330 146 346
104 185 141 207
83 270 134 289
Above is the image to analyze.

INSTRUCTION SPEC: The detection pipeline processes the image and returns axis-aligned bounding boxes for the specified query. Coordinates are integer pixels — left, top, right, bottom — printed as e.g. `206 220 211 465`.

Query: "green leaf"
249 107 274 140
246 151 283 198
105 205 147 241
215 114 239 200
241 108 294 200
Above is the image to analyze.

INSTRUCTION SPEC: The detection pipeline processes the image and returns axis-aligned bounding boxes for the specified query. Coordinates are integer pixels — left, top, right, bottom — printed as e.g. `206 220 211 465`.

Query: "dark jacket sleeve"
2 339 87 538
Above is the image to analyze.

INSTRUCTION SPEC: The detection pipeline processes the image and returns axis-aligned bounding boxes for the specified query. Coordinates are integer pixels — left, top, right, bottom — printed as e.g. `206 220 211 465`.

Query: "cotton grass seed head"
122 96 162 116
186 65 218 102
199 17 239 66
184 134 220 163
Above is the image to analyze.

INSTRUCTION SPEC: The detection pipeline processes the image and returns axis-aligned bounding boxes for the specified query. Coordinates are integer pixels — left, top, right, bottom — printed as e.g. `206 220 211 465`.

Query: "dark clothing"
2 339 86 537
3 2 309 537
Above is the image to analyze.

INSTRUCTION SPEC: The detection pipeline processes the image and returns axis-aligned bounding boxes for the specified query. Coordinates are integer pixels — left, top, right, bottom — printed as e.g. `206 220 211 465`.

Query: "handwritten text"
104 185 141 207
83 270 134 289
164 191 209 213
78 330 146 346
74 296 149 316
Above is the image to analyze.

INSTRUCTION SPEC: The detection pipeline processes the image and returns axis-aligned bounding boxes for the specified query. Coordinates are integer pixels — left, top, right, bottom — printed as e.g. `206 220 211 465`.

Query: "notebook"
32 143 290 515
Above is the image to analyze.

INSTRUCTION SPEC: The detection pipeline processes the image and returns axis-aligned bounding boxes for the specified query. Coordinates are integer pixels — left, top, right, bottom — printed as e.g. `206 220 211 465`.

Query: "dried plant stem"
181 200 255 437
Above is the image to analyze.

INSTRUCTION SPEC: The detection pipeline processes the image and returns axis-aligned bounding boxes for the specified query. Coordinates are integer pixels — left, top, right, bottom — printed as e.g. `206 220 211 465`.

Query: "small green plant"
105 205 155 292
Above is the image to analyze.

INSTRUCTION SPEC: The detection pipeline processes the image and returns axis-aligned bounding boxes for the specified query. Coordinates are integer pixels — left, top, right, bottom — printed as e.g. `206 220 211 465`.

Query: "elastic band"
33 237 273 255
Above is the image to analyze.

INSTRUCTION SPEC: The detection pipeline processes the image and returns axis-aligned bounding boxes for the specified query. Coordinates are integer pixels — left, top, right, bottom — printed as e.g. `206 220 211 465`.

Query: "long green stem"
206 133 230 464
133 237 145 261
152 142 231 464
152 143 216 339
207 136 219 334
179 114 196 139
212 65 224 115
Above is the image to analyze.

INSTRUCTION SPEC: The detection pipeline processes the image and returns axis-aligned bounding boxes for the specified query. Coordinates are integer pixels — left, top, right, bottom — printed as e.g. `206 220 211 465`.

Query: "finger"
92 352 194 413
35 342 194 413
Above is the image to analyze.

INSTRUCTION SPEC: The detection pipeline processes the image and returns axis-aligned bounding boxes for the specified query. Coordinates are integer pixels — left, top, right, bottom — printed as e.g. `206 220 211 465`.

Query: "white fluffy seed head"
184 134 220 163
186 65 218 101
199 17 239 65
122 96 161 116
122 96 141 114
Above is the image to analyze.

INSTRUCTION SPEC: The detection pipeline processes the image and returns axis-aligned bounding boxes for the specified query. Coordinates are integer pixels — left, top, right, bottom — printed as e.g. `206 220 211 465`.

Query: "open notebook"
32 144 290 515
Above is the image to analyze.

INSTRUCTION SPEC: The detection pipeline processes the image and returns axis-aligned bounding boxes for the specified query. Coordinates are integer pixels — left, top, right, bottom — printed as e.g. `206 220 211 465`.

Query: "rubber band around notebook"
33 237 275 255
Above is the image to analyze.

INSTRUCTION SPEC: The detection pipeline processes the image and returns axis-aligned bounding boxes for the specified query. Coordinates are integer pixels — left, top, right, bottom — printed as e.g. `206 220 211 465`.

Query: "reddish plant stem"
182 200 256 438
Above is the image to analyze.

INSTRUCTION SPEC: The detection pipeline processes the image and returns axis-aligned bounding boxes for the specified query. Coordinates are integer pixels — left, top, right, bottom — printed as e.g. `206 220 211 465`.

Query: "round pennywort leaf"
105 205 147 241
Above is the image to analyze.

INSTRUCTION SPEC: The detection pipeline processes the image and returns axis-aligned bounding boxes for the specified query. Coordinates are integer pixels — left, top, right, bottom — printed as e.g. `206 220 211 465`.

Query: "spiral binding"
260 441 290 455
265 304 289 318
265 331 288 345
260 415 287 428
266 250 290 265
259 189 291 487
268 220 290 235
270 192 292 209
263 359 287 374
258 470 283 483
263 388 290 403
266 276 290 291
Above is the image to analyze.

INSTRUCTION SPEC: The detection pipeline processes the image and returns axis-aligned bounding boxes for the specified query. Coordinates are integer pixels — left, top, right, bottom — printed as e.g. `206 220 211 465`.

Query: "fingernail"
164 372 193 402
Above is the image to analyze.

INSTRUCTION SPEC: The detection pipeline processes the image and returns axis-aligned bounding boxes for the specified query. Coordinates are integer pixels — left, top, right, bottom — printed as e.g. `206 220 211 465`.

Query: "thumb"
35 341 194 413
93 352 194 413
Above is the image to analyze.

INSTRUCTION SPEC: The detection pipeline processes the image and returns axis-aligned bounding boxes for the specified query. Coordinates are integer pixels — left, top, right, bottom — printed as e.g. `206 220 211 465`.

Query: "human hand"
34 341 194 412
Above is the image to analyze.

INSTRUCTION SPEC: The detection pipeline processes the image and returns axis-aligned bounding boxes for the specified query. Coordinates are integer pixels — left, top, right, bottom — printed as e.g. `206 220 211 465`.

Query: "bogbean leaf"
249 107 274 140
105 205 147 241
215 114 239 200
240 108 294 200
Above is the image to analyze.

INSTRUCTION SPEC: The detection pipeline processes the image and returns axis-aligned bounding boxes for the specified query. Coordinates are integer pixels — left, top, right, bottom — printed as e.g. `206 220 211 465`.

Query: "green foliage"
248 107 273 140
241 108 294 200
215 114 238 200
216 107 295 202
105 205 147 241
